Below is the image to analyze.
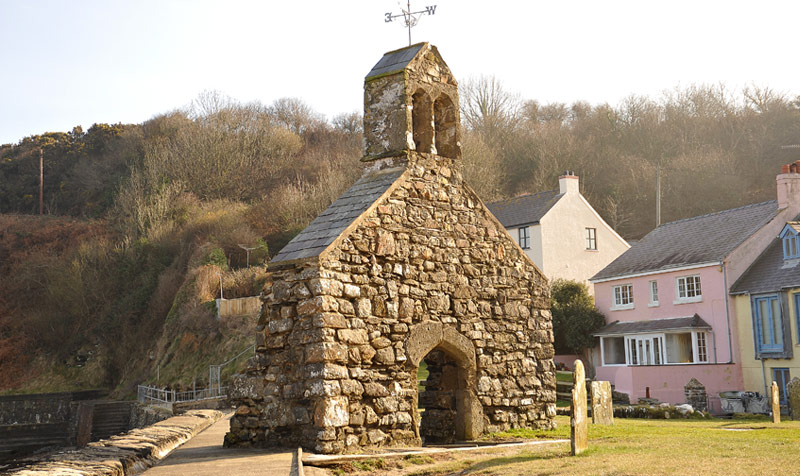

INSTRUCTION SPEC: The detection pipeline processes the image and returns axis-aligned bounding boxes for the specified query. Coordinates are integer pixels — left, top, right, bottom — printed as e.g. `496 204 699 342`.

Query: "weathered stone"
314 397 349 427
375 347 395 364
590 381 613 425
788 378 800 420
771 381 781 423
305 343 347 363
343 284 361 298
338 328 370 344
364 382 390 397
355 298 372 317
571 360 588 455
376 231 396 256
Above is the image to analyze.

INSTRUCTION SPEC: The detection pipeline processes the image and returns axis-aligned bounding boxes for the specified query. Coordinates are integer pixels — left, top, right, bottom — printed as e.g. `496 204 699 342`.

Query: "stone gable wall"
227 153 556 453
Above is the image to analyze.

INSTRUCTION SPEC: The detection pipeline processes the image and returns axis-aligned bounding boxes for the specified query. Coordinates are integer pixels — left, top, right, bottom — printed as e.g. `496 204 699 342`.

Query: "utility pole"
655 163 661 227
39 148 44 215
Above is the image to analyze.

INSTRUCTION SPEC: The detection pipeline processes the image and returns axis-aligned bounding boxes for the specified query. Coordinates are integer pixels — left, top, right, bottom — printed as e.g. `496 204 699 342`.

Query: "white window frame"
585 227 597 250
649 280 659 307
675 275 702 304
600 336 626 366
518 226 530 249
611 284 634 310
599 331 710 366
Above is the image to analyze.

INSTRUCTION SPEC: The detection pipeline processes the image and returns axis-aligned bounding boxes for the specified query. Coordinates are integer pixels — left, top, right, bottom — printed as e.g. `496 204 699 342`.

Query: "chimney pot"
783 164 791 174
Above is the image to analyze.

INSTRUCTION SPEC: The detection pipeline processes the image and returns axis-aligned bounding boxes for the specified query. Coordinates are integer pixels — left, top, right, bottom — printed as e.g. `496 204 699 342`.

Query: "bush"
551 279 606 355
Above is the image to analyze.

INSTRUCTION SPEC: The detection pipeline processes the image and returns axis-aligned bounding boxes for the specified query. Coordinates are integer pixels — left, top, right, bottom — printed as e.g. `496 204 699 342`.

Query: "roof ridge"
656 200 776 228
488 189 558 205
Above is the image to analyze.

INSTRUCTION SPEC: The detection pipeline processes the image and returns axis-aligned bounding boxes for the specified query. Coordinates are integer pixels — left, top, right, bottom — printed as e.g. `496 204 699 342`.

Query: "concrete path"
140 414 297 476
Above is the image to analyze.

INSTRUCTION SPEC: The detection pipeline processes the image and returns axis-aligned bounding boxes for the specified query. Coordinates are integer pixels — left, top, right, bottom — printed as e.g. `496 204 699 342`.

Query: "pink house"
590 165 800 410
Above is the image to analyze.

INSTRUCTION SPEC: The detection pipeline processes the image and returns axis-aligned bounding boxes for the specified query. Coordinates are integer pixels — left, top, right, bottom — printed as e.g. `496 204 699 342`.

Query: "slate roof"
592 200 779 281
365 43 426 79
731 218 800 294
485 190 562 228
270 167 405 264
594 314 711 336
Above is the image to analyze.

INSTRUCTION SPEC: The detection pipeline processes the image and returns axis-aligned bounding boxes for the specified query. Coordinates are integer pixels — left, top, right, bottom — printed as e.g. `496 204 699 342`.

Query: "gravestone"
771 381 780 423
590 381 613 425
788 378 800 421
684 377 707 412
571 359 588 455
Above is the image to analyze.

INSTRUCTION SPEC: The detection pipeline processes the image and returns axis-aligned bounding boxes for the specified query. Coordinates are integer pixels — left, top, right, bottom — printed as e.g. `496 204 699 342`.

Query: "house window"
585 227 597 250
773 368 790 405
625 335 664 366
783 235 800 259
676 275 702 302
612 284 633 309
601 337 626 365
518 226 530 249
696 332 708 363
649 280 659 306
753 295 783 354
602 331 709 367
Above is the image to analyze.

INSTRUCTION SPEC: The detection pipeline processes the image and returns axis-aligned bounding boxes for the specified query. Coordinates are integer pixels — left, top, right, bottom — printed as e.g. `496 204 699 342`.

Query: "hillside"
1 86 799 395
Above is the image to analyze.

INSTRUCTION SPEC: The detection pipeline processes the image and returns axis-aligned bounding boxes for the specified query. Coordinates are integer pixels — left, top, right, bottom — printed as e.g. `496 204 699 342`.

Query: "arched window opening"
412 90 433 153
434 94 458 158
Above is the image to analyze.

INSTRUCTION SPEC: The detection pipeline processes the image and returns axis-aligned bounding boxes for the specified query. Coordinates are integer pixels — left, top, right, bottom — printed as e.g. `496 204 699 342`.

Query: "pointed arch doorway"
406 321 483 443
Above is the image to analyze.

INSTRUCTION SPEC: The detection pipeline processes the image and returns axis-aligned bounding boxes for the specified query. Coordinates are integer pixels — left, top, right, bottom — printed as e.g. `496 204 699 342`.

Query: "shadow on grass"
461 450 570 474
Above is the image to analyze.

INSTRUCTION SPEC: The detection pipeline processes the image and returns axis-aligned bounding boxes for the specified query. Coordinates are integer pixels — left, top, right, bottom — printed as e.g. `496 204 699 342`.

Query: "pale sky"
1 0 799 145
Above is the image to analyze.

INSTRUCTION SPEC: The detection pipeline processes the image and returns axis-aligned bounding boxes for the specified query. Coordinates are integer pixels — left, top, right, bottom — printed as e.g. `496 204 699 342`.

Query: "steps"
90 401 134 440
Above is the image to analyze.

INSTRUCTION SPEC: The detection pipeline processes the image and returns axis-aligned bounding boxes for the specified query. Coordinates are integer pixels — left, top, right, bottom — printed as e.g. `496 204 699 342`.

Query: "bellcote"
362 43 461 161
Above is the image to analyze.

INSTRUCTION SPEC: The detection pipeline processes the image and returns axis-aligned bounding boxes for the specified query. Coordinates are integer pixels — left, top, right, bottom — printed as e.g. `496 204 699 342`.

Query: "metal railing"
137 384 227 405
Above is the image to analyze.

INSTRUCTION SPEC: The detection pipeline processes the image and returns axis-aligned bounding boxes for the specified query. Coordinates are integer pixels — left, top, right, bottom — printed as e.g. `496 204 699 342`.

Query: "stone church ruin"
226 43 556 454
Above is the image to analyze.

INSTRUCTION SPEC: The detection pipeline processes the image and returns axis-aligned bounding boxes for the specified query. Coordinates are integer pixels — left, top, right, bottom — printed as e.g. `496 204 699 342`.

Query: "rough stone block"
788 378 800 421
314 396 349 427
590 381 613 425
571 360 588 455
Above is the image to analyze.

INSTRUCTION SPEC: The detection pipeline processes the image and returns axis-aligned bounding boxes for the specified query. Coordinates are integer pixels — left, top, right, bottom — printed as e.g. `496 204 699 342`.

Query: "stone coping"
302 439 569 466
3 410 223 476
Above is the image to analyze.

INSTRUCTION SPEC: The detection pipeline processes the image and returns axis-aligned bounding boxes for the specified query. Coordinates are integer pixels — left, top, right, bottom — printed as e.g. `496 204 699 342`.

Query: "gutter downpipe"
721 262 734 364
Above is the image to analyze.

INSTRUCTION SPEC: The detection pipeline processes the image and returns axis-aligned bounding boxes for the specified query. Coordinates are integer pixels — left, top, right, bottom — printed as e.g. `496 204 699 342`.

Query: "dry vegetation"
1 83 799 395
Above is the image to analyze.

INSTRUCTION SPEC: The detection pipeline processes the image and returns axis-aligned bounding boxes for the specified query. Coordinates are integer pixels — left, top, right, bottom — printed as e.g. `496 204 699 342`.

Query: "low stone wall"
0 391 105 425
4 410 223 476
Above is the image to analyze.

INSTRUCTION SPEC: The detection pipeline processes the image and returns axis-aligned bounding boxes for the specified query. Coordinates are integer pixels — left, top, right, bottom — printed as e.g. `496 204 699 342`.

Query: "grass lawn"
331 415 800 476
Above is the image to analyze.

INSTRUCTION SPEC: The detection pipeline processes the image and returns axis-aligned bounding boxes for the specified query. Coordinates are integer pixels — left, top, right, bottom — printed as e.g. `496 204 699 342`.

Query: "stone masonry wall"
227 152 556 453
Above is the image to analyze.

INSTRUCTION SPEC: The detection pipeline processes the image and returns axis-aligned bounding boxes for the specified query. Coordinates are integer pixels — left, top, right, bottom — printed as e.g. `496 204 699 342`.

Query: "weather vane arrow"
385 1 437 46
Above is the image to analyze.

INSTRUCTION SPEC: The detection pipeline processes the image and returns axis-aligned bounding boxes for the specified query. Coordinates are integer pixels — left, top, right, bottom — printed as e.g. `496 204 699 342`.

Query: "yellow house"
730 221 800 407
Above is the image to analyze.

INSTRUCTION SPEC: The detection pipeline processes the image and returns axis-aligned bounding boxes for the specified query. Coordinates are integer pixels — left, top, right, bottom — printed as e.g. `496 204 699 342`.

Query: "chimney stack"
559 171 579 195
777 161 800 209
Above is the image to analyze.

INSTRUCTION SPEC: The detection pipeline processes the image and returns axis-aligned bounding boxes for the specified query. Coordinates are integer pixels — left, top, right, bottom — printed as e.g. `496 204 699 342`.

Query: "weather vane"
385 1 437 46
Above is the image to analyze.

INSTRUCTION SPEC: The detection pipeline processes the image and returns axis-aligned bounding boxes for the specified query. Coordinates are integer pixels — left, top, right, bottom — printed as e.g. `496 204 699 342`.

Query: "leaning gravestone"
591 381 613 425
771 381 781 423
787 378 800 421
571 360 588 455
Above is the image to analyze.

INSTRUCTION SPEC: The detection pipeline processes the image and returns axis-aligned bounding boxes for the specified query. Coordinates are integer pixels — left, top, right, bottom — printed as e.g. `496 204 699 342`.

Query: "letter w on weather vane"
385 1 437 46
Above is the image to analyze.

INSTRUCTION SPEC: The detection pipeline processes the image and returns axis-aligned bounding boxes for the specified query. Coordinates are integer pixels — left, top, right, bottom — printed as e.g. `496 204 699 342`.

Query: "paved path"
141 414 296 476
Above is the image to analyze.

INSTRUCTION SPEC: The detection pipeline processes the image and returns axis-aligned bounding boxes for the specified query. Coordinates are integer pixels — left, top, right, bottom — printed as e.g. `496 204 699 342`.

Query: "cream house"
487 172 629 287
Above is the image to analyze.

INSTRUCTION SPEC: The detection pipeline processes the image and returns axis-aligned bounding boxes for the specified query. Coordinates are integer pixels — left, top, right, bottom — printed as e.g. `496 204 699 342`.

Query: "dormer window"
779 222 800 260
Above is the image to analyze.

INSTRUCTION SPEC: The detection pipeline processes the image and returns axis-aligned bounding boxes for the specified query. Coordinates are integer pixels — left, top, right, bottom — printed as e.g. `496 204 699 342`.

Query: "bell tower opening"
412 89 434 153
434 93 458 158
